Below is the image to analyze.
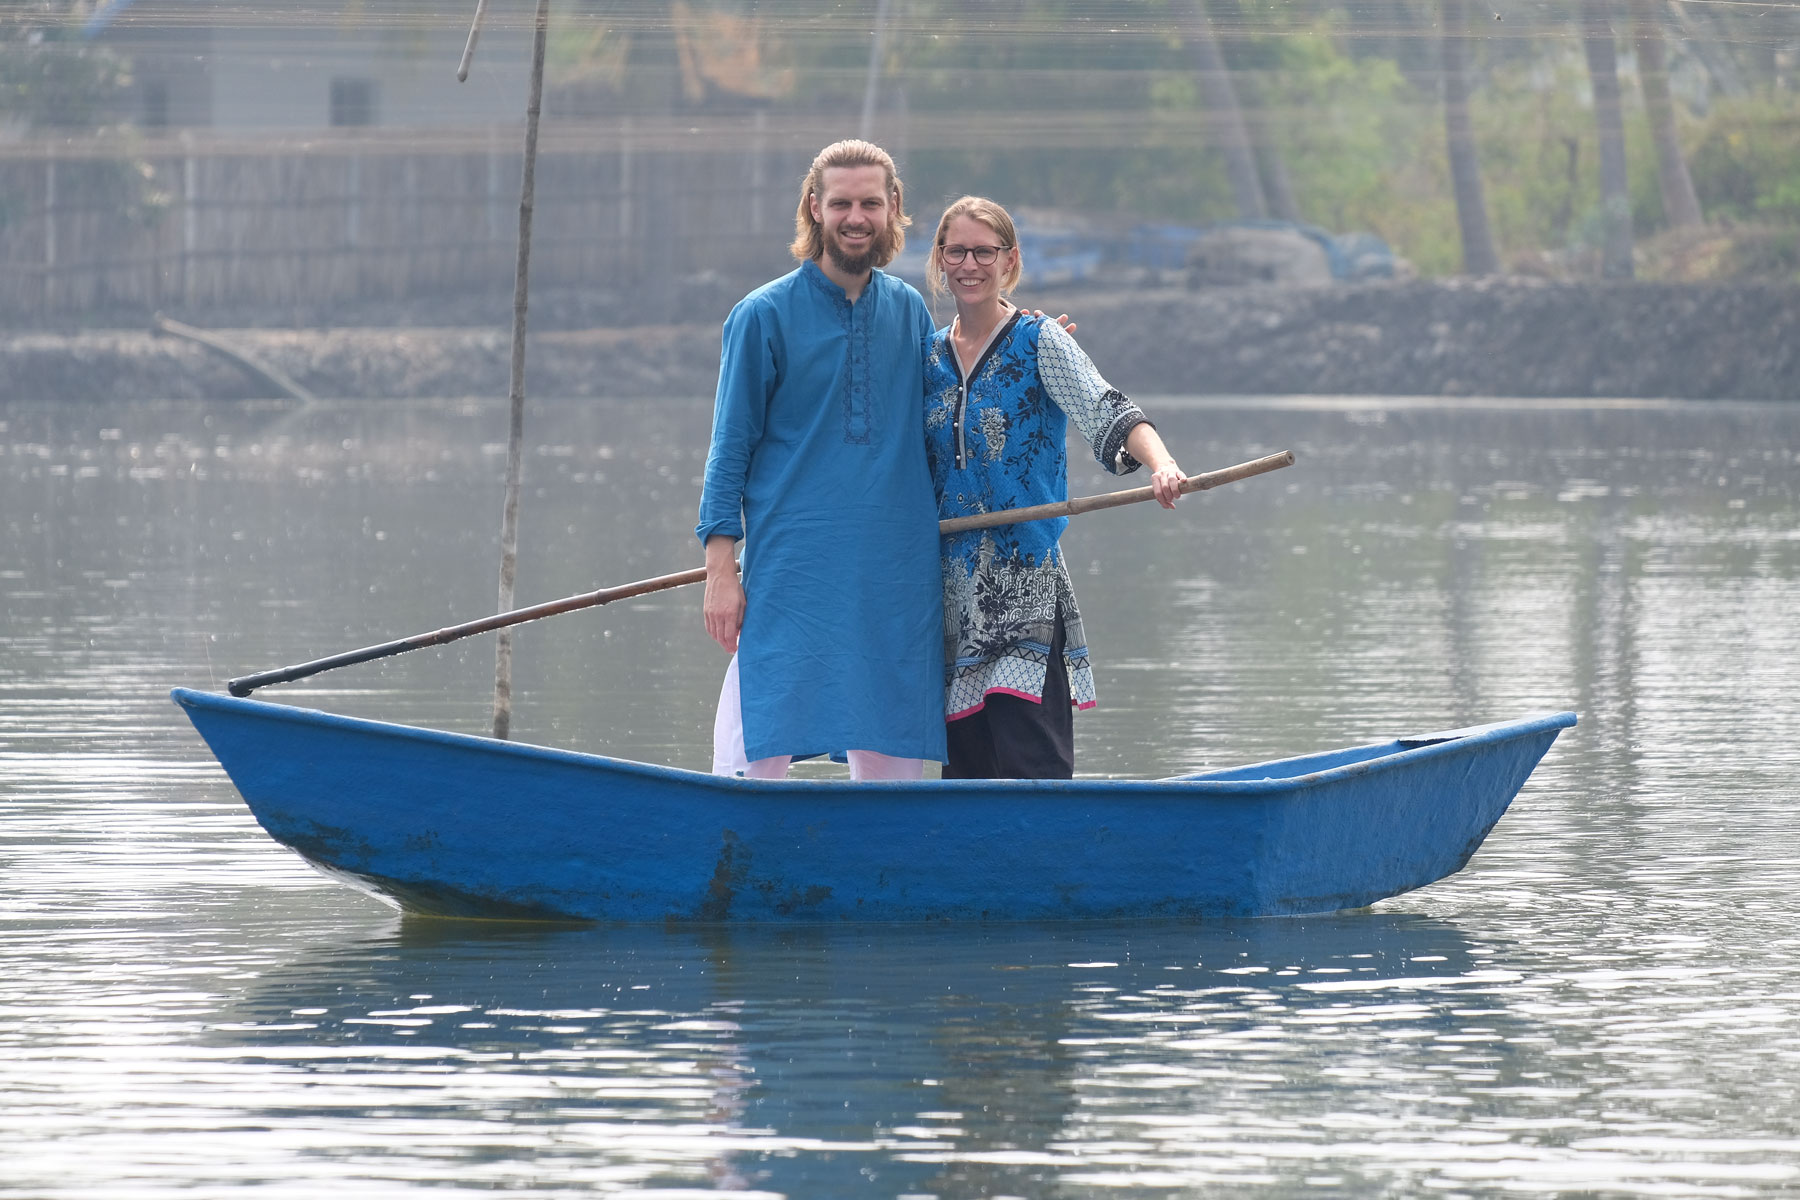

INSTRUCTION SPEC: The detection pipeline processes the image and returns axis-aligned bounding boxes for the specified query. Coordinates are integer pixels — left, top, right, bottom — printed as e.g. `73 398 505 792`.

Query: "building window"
142 79 169 129
330 78 376 127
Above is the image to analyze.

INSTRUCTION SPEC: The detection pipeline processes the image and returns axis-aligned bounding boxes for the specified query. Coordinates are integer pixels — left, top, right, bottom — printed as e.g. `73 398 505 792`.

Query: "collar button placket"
844 288 872 445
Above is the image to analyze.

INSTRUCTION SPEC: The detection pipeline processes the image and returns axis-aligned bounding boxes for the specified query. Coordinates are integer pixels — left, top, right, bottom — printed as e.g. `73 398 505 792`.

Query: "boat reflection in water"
215 914 1506 1196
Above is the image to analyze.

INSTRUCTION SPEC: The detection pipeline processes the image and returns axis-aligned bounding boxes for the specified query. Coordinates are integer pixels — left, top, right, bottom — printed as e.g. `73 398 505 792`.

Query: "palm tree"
1441 0 1499 273
1631 0 1703 229
1178 0 1267 219
1580 0 1634 278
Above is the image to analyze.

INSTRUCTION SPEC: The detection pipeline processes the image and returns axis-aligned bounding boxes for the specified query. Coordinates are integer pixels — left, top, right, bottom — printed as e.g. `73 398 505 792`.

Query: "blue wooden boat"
172 687 1574 922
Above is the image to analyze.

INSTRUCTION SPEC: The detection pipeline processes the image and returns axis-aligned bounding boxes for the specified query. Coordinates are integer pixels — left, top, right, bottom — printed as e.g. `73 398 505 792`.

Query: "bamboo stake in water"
491 0 551 742
224 451 1294 699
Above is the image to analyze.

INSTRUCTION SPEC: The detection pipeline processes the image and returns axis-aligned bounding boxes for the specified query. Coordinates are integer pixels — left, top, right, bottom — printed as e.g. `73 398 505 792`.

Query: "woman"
924 196 1185 780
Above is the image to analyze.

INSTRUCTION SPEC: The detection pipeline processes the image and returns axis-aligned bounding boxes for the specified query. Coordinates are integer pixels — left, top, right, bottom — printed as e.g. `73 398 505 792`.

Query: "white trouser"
711 654 924 781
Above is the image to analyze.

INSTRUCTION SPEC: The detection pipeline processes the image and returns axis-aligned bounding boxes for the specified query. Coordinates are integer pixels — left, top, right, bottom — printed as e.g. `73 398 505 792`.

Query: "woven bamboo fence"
0 115 824 323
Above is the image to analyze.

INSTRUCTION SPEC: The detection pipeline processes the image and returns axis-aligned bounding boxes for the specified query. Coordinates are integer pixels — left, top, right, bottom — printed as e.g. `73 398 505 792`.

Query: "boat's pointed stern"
171 685 254 776
1247 709 1578 915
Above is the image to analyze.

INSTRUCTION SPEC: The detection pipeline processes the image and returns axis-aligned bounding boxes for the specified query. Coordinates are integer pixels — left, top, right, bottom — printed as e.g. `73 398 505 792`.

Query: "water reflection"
184 915 1487 1197
4 395 1799 1195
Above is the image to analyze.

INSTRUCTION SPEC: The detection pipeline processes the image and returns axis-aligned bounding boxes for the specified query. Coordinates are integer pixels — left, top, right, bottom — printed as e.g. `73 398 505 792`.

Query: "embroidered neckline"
802 257 887 306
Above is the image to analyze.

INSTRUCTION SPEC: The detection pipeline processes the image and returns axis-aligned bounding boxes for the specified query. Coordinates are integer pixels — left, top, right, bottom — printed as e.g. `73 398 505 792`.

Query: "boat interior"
1169 737 1426 783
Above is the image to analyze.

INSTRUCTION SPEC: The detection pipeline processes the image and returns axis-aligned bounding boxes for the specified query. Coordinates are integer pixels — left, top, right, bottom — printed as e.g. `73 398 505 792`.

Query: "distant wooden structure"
8 0 825 324
0 120 812 323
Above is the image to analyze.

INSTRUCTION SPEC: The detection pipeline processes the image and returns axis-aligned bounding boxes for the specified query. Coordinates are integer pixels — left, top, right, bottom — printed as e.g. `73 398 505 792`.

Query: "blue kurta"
696 260 946 764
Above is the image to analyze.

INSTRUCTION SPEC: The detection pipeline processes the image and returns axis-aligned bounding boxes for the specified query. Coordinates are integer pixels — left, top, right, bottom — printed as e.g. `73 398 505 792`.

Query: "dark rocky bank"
4 278 1796 403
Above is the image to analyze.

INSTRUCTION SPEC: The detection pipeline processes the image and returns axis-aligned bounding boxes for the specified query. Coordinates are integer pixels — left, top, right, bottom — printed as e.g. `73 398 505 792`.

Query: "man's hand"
1022 308 1077 336
703 535 745 652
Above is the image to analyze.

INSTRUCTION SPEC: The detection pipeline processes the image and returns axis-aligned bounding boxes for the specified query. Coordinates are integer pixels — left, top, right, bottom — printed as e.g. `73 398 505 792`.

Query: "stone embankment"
5 278 1797 402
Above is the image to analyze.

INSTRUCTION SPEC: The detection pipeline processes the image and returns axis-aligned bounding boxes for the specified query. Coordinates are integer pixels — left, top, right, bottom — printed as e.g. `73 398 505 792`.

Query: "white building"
86 0 533 132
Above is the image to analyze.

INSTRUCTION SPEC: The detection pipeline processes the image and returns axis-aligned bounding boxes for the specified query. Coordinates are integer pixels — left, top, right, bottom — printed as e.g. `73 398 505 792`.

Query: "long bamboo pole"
490 0 551 741
937 449 1292 534
224 451 1293 699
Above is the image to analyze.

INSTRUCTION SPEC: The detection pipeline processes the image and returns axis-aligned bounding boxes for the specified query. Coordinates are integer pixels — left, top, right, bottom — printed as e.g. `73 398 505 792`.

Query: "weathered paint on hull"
171 688 1574 922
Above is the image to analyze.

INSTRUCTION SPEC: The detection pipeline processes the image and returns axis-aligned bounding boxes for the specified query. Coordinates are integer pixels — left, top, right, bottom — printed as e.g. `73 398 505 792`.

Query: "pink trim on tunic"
947 689 1096 722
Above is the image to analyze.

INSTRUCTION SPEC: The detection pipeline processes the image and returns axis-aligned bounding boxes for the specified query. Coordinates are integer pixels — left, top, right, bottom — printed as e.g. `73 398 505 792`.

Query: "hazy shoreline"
5 278 1797 403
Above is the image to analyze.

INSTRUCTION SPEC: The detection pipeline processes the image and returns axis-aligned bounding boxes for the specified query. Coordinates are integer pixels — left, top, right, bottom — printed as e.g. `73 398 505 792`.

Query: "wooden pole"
182 137 198 307
937 449 1293 534
490 0 551 741
228 567 709 698
223 451 1294 699
43 158 56 313
456 0 490 82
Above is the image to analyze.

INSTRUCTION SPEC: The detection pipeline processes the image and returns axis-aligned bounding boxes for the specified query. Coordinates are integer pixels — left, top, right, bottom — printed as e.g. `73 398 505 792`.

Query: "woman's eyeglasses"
939 244 1010 266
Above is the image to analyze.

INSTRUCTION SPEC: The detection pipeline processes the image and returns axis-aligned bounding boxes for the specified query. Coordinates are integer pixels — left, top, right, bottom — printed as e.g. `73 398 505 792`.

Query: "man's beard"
823 222 894 276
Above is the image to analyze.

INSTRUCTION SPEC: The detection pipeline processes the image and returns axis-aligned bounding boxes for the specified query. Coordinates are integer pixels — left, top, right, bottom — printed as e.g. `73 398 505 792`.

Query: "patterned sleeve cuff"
1098 402 1151 475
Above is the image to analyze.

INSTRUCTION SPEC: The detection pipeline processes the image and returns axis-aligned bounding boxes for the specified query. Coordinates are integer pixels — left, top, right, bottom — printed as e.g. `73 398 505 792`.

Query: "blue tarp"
889 216 1394 287
1128 219 1396 281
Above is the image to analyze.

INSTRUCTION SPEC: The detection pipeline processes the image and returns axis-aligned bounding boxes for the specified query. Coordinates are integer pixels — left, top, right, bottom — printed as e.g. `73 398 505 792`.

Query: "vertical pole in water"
182 134 198 307
618 115 633 281
43 157 56 314
486 126 503 245
345 154 361 281
491 0 551 740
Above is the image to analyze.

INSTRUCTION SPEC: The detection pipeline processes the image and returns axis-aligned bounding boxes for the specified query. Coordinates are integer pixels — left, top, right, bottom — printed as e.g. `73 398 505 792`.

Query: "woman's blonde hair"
926 196 1022 299
790 139 910 265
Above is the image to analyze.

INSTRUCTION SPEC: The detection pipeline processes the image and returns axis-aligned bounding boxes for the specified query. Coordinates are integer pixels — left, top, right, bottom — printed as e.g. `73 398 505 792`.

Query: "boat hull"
172 688 1574 922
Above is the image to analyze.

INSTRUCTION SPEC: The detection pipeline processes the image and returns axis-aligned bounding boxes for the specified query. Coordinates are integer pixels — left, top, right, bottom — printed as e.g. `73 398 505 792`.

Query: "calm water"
3 394 1798 1197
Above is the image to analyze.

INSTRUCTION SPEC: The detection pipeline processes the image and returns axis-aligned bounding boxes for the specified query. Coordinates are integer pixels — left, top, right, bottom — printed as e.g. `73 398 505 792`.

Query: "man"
696 139 945 780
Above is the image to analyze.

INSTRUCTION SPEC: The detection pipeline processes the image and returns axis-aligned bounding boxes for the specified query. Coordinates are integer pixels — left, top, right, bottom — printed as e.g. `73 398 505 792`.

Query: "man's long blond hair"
790 139 910 265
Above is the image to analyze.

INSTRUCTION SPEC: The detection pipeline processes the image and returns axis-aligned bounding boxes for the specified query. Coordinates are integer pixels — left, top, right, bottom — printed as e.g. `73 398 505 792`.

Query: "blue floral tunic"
924 308 1149 719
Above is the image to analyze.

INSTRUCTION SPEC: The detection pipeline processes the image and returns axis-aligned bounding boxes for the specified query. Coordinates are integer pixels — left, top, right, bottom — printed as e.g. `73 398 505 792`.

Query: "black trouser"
943 612 1075 780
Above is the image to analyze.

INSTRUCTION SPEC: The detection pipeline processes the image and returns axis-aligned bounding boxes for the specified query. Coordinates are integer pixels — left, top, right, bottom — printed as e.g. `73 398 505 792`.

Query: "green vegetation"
915 14 1797 278
5 0 1797 281
0 3 167 231
0 3 133 130
1690 93 1800 224
593 0 1800 280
